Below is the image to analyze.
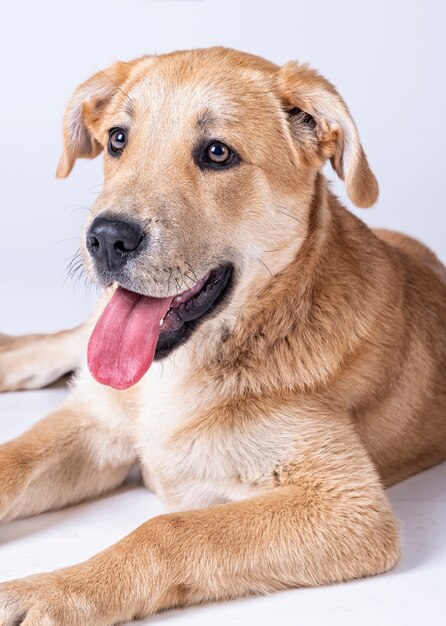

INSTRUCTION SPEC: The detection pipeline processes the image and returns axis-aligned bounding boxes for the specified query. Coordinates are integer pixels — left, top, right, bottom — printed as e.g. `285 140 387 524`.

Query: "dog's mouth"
87 264 232 390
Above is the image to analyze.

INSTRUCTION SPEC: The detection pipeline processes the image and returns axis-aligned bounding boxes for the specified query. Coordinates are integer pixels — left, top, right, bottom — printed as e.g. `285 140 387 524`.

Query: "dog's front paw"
0 571 104 626
0 332 68 392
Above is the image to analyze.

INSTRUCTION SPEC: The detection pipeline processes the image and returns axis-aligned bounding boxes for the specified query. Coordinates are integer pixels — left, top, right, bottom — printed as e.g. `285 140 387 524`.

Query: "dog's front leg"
0 324 88 391
0 395 136 522
0 441 400 625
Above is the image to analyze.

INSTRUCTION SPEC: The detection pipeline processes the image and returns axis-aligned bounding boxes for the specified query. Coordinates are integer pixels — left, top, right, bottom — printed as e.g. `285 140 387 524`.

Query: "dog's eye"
108 128 127 156
204 141 235 166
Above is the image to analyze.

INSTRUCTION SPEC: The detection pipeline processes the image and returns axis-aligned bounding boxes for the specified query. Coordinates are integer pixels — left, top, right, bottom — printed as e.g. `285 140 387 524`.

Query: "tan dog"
1 47 446 625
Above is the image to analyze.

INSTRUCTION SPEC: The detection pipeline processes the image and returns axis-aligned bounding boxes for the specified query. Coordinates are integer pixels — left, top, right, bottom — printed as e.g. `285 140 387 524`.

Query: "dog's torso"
73 196 446 509
77 346 305 511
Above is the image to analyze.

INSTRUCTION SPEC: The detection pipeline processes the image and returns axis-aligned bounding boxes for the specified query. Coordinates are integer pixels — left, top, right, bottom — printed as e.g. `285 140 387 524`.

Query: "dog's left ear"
56 60 137 178
277 61 378 208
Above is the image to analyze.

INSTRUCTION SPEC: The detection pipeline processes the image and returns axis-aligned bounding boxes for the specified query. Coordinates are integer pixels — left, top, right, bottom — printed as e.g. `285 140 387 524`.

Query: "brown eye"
205 141 233 165
108 128 127 155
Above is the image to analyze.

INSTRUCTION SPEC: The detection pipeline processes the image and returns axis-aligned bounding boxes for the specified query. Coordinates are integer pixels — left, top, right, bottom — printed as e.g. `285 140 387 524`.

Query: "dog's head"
58 47 378 389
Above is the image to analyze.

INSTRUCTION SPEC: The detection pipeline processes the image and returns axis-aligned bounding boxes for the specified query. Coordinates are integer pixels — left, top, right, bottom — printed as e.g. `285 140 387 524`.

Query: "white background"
1 2 445 625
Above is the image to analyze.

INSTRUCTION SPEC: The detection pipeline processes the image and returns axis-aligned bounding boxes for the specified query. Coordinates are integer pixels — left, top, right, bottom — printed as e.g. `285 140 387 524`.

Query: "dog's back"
350 221 446 484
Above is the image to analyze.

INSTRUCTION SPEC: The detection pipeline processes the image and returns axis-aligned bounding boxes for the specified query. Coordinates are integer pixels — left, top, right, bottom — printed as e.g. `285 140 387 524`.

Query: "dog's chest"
134 352 283 510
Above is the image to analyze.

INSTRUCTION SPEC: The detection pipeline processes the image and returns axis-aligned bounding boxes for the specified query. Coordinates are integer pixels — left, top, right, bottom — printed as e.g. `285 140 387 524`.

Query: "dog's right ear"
56 61 136 178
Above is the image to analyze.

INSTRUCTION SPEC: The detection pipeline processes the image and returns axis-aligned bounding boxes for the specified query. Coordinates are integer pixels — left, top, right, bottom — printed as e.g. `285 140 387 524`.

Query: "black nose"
87 217 145 272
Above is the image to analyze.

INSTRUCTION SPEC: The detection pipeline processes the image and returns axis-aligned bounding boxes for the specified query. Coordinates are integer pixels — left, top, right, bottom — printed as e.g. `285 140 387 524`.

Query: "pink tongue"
87 287 173 390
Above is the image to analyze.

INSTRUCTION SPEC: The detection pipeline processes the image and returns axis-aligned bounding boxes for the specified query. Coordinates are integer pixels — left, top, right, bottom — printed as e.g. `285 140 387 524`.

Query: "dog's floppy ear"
277 62 378 208
56 61 135 178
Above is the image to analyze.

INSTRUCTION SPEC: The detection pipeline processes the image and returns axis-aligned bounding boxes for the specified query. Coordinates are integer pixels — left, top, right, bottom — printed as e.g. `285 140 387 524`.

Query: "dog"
1 47 445 625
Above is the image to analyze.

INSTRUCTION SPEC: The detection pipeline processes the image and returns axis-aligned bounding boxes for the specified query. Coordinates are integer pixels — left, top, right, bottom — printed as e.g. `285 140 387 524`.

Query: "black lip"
155 264 233 360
